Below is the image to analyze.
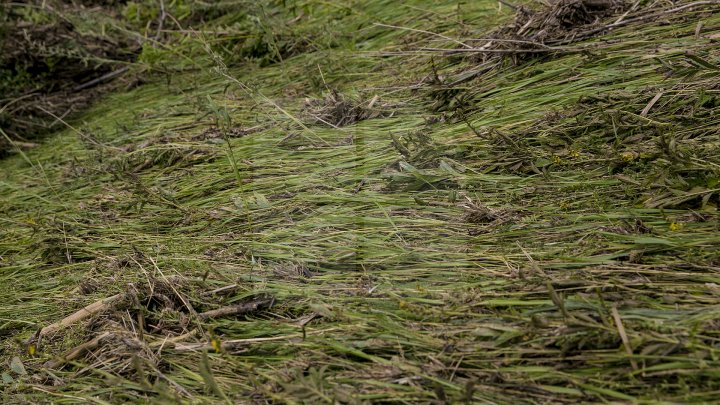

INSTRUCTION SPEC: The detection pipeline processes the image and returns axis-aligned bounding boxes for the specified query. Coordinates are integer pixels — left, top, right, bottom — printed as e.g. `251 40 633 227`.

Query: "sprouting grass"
2 0 720 403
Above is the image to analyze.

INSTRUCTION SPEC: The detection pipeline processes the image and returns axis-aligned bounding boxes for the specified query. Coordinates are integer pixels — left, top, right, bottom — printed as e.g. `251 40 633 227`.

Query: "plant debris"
302 91 395 127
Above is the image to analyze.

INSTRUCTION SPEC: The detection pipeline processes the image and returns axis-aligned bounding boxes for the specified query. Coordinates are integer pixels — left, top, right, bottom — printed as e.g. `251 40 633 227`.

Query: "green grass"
2 0 720 403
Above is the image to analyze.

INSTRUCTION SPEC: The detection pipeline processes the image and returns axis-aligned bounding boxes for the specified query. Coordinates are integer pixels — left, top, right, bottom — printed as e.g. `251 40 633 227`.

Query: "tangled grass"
2 0 720 403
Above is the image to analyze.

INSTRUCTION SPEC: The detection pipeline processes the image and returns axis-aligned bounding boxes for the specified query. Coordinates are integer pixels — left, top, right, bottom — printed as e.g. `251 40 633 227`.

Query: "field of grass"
2 0 720 403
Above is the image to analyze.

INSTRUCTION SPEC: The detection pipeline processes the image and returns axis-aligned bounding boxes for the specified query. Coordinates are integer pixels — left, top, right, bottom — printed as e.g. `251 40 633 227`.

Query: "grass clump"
2 0 720 403
302 91 396 127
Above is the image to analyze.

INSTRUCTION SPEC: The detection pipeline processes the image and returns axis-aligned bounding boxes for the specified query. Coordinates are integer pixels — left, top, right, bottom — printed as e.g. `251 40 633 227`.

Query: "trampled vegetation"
1 0 720 403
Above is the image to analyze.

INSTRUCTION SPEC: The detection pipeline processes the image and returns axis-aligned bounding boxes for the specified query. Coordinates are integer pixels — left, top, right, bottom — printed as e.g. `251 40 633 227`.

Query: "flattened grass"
2 0 720 403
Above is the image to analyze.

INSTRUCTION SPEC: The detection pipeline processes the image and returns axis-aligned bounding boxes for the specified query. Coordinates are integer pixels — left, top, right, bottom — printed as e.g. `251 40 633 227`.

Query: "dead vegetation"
23 274 277 384
502 0 625 43
302 90 395 127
